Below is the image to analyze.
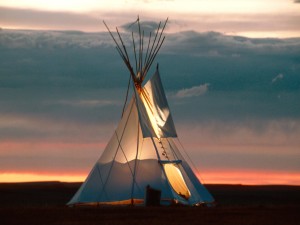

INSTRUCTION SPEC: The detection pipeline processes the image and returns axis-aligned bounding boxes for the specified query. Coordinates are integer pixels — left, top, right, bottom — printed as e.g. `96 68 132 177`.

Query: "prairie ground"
0 182 299 225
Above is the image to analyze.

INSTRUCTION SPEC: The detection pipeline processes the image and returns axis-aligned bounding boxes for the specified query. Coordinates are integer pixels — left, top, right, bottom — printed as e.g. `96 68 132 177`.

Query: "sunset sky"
0 0 300 185
1 0 300 37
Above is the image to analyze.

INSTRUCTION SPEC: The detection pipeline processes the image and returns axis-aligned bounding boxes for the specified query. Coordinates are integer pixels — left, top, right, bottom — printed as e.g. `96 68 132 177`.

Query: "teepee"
68 18 214 206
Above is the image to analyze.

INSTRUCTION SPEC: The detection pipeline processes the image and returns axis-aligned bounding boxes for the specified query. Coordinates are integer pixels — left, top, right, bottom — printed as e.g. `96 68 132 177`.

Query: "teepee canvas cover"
68 18 214 206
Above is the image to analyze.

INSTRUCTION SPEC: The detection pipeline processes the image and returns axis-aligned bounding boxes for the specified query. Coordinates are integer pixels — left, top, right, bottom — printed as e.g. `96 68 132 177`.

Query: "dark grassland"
0 182 299 225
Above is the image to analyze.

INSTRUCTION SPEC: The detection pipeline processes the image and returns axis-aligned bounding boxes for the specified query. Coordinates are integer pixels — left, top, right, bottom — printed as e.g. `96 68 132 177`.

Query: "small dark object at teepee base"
145 185 161 206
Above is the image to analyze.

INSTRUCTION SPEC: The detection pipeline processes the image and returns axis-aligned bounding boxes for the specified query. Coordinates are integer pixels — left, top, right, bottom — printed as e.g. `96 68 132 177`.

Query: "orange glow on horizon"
1 170 300 185
0 172 86 183
197 170 300 186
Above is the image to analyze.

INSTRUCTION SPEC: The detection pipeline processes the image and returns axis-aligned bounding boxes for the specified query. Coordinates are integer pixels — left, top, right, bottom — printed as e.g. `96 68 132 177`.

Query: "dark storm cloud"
164 31 300 58
1 29 299 128
0 29 113 49
0 30 299 132
161 32 300 121
0 30 124 89
165 31 300 84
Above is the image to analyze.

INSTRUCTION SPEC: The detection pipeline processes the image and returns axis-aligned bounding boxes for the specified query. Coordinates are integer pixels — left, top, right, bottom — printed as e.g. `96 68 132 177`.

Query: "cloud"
175 119 300 174
0 7 101 31
1 7 300 38
164 31 300 58
56 99 121 107
272 73 284 83
0 112 117 144
0 29 113 49
175 83 210 98
294 0 300 3
121 20 161 35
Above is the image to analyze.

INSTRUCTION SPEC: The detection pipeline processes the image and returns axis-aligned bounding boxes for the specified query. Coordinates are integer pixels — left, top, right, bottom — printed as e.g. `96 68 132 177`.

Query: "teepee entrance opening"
163 163 191 200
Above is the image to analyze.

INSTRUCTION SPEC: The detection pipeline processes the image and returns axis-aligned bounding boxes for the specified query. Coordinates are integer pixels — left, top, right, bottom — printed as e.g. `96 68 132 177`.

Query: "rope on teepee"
115 130 142 195
130 118 140 204
95 164 109 200
177 138 207 184
97 100 135 201
121 73 131 118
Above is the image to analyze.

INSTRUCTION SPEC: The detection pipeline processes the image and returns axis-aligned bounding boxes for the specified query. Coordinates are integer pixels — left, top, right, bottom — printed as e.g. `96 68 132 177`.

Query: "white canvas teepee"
68 18 214 206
